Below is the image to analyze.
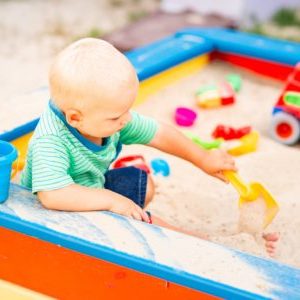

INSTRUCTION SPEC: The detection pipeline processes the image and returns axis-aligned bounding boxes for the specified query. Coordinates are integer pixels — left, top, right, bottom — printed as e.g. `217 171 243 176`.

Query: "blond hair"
49 38 137 111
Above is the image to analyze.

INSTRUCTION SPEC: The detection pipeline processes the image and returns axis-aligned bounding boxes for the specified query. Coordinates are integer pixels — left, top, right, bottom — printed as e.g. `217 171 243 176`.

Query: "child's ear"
65 109 82 128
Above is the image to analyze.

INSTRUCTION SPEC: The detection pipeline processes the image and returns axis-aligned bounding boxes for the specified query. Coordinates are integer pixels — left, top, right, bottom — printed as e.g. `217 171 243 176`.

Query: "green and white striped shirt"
20 101 158 193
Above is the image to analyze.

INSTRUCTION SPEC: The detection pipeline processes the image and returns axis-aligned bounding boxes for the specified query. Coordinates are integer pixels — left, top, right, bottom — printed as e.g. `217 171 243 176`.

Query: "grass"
72 27 104 42
246 24 265 35
128 10 148 22
244 8 300 42
86 27 104 38
272 8 300 27
46 20 69 37
110 0 124 7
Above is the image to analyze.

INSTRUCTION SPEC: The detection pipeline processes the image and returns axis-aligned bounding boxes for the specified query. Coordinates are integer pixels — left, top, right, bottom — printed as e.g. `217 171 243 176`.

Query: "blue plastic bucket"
0 141 17 203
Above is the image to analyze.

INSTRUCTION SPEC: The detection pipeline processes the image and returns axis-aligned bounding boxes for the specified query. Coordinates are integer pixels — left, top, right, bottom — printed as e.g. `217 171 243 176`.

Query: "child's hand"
148 123 236 183
110 196 150 222
199 149 237 183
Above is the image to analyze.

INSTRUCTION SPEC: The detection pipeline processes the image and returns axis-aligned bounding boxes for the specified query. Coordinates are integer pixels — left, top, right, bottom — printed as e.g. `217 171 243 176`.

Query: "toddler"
21 38 278 254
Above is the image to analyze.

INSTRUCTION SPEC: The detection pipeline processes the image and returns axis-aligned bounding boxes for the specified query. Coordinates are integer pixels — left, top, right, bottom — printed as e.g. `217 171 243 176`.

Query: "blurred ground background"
0 0 159 105
0 0 299 112
246 8 300 42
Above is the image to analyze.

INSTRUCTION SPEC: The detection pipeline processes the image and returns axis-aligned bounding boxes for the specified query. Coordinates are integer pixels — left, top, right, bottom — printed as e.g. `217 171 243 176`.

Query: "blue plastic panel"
177 28 300 66
0 118 39 142
126 34 213 80
2 28 299 139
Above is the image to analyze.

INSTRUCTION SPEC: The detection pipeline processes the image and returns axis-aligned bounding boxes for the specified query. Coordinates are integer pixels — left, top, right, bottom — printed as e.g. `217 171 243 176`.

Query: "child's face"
67 77 138 139
80 100 133 138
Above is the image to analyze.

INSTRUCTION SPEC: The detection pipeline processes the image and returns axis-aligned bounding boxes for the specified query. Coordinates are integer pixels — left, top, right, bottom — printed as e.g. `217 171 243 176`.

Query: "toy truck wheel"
271 112 300 145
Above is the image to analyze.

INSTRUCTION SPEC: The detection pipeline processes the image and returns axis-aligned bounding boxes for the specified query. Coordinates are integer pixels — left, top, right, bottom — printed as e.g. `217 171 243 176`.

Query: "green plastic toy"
195 84 218 96
184 131 222 150
283 91 300 108
226 74 242 92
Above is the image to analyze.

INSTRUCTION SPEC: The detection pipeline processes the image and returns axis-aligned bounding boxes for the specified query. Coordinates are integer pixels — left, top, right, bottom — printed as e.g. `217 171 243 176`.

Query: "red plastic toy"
212 125 252 140
112 155 150 173
195 81 235 108
219 82 235 105
271 63 300 145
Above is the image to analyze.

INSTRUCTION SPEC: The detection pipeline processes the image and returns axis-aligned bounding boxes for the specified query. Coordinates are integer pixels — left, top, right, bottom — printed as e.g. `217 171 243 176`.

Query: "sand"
238 197 266 235
120 61 300 268
1 0 299 269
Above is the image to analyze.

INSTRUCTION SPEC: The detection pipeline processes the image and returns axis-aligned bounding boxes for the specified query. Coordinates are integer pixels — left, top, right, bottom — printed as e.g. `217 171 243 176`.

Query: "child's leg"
262 233 280 257
151 214 279 256
150 215 208 240
144 176 207 239
144 174 278 255
144 175 155 207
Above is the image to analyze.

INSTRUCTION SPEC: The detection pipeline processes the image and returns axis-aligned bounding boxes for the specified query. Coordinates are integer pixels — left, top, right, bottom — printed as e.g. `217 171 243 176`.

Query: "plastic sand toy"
226 131 259 156
195 82 235 108
283 91 300 108
174 107 197 127
212 125 252 140
226 74 242 92
113 155 150 173
0 141 18 203
271 63 300 145
224 171 279 229
184 131 222 150
150 158 170 176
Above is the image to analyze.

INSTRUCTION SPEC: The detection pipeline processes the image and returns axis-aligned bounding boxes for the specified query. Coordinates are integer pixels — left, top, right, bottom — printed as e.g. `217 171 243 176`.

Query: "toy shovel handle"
224 171 249 197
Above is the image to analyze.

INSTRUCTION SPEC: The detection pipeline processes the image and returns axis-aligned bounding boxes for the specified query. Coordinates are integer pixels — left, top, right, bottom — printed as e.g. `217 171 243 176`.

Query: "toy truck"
271 63 300 145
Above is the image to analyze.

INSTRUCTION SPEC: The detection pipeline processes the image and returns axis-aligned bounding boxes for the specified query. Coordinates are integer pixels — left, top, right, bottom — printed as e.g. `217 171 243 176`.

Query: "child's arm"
148 122 236 182
26 135 149 222
38 185 150 222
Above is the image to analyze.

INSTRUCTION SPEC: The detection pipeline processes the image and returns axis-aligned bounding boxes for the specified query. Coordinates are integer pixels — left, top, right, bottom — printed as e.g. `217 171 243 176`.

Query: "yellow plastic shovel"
224 171 279 229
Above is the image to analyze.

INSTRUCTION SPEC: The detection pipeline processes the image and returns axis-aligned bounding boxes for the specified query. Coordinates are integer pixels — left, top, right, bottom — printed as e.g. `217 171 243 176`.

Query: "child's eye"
110 117 120 121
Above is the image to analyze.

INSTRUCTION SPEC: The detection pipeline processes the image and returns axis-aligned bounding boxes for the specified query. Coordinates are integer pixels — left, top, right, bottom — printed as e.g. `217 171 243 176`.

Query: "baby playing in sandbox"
20 38 279 256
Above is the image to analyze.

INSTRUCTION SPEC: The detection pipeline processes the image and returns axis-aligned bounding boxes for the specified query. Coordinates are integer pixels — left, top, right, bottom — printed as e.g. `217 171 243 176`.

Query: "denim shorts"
104 166 147 208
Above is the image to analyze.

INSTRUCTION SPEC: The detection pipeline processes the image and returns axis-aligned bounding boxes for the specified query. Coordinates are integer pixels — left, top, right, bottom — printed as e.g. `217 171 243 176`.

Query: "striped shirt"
20 101 158 193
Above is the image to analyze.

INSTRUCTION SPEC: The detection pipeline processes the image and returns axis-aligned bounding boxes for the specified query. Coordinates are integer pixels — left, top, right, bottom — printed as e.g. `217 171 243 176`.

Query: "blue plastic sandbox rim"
0 207 271 300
